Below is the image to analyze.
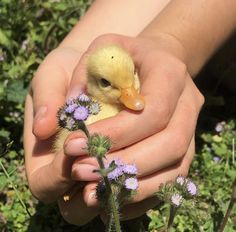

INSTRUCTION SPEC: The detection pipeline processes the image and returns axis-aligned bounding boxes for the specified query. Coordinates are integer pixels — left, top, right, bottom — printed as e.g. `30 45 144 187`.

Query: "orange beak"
119 86 145 111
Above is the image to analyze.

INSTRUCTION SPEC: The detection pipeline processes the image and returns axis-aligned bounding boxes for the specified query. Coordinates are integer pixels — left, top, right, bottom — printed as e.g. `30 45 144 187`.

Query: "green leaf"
0 175 7 190
0 29 11 47
6 80 27 104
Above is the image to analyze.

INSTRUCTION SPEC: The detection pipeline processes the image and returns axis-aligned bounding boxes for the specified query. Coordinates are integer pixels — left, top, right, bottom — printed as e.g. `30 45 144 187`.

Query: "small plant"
155 176 198 232
57 94 139 232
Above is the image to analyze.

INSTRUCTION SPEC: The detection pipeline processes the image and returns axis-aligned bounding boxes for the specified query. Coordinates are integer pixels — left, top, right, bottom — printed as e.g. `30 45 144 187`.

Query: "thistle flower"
124 177 139 190
122 164 138 175
59 111 67 121
213 156 221 163
171 194 183 207
65 118 76 131
107 166 124 180
89 102 101 115
57 93 101 132
105 159 138 180
65 103 78 113
73 106 89 121
186 181 197 196
176 176 185 186
215 121 226 133
78 93 91 102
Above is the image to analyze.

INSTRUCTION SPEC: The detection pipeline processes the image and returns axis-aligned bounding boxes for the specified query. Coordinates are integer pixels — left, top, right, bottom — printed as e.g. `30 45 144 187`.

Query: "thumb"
66 34 130 99
32 49 79 139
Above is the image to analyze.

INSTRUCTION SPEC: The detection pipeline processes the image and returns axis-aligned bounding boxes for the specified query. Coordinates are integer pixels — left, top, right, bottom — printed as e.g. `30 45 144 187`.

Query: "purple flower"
73 106 89 121
113 159 125 167
66 98 74 105
124 177 138 190
176 176 185 186
186 181 197 196
171 194 183 207
65 103 78 113
107 165 124 180
213 156 221 163
215 121 226 133
0 55 4 61
65 118 75 130
89 102 101 115
59 112 67 121
215 124 223 133
122 164 138 175
106 159 124 180
78 93 91 102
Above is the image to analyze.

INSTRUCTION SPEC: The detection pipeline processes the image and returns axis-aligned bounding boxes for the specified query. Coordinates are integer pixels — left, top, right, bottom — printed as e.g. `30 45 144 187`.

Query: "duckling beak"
119 86 145 111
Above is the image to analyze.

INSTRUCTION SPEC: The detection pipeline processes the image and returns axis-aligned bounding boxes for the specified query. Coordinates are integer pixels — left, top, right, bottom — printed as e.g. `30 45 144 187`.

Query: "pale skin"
24 0 236 225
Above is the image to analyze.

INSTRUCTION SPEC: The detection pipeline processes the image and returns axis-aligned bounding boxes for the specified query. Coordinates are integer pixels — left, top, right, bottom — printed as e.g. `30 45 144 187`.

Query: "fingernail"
34 106 47 122
64 138 87 156
87 191 97 206
66 86 83 100
72 164 100 181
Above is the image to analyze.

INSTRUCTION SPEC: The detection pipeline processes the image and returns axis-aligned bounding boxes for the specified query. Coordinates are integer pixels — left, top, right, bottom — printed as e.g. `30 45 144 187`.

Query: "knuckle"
148 103 172 131
90 34 121 49
196 89 205 107
174 59 188 76
171 133 189 161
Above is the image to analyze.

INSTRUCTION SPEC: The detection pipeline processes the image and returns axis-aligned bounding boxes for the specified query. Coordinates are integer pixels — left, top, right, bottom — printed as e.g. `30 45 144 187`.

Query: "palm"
24 47 83 201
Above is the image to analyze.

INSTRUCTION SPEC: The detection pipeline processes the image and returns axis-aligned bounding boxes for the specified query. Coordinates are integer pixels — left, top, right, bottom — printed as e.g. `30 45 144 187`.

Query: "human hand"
24 46 101 224
58 34 204 223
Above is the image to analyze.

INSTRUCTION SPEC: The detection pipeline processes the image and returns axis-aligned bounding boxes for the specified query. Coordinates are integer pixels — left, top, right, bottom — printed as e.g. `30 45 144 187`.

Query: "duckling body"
54 45 144 153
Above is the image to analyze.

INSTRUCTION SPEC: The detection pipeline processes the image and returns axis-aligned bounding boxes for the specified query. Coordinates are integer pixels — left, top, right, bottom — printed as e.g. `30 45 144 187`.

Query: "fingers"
130 136 195 203
66 34 135 99
82 136 195 208
70 78 202 180
32 48 81 139
64 66 187 156
58 189 99 226
24 93 77 203
64 34 188 154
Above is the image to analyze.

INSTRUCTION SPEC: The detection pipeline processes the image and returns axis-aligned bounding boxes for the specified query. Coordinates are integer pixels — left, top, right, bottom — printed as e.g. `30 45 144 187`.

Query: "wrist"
138 32 189 73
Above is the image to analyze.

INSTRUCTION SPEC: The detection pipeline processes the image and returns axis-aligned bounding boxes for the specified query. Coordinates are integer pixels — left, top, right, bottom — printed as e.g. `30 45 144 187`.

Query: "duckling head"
86 45 145 111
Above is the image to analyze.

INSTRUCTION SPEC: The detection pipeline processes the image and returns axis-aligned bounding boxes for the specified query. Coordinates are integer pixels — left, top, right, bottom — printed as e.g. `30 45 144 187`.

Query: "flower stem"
166 205 177 232
218 200 234 232
0 159 31 217
79 121 90 139
97 158 122 232
218 181 236 232
81 123 121 231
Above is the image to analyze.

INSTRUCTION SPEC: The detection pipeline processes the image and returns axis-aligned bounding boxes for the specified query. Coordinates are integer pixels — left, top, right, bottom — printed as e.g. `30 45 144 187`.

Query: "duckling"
54 45 145 153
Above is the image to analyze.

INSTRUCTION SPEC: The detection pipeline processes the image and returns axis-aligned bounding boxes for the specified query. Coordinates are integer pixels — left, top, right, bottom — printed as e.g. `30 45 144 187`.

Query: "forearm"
140 0 236 76
59 0 170 52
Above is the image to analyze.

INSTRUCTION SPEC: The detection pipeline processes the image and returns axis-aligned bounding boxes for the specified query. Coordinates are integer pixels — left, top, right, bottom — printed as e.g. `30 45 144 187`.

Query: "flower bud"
87 134 112 158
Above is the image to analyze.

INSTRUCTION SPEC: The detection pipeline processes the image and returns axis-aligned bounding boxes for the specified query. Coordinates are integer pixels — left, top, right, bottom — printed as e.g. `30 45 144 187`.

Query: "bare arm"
59 0 170 51
140 0 236 76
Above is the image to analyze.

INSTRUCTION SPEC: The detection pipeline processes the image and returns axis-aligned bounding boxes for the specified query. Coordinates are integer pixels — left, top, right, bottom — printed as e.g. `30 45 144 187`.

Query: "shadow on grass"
26 202 150 232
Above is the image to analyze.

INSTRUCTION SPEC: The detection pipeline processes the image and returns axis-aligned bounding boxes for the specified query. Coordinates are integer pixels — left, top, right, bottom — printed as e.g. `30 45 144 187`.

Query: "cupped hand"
24 46 101 224
58 34 204 223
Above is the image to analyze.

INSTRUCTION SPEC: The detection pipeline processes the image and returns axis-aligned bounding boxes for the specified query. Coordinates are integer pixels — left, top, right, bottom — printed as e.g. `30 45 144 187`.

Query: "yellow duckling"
54 45 145 153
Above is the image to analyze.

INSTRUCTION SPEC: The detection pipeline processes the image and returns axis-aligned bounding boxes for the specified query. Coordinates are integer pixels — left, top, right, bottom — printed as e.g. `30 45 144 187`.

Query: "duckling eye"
99 78 111 88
